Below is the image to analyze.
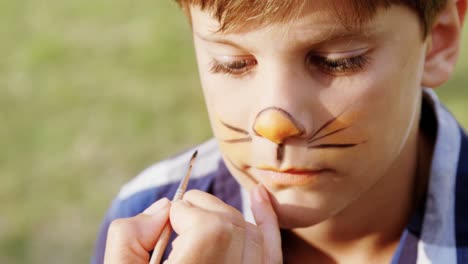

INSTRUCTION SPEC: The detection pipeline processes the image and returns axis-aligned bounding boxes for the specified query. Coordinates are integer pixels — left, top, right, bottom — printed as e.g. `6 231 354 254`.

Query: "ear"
421 0 467 88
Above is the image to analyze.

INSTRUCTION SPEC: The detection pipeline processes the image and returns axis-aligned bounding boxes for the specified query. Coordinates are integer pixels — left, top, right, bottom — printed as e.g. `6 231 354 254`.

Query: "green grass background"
1 1 467 263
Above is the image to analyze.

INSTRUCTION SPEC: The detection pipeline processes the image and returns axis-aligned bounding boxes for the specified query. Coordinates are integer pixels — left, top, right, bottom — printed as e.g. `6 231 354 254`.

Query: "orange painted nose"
253 107 304 144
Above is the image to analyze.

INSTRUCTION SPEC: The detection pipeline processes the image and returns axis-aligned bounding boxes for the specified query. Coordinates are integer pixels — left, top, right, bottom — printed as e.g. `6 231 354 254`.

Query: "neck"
283 117 433 263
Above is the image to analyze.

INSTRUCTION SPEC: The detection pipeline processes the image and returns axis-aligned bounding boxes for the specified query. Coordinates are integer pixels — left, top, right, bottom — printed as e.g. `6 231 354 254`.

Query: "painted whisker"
222 137 252 143
308 140 367 149
307 126 351 143
220 120 249 135
307 116 337 141
306 108 350 142
308 143 358 149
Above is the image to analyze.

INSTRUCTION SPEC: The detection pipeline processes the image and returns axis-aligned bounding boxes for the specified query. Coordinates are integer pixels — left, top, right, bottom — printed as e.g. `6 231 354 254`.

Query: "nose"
253 107 304 144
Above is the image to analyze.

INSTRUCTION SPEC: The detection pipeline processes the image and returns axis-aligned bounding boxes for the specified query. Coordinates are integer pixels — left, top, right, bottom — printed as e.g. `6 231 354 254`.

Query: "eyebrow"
194 26 375 50
304 27 375 45
194 31 248 50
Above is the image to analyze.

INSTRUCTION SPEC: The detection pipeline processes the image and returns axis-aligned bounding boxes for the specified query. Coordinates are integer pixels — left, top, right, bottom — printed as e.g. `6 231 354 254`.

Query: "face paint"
253 107 304 144
220 120 252 143
306 111 367 149
277 143 285 161
217 106 367 169
253 107 304 162
192 3 426 228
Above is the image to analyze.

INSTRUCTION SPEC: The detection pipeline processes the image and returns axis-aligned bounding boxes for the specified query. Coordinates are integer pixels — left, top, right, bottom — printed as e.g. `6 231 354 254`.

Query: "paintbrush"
149 150 198 264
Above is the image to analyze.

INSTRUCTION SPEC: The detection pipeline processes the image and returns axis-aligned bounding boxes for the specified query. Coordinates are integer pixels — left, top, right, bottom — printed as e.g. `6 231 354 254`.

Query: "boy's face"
191 2 428 228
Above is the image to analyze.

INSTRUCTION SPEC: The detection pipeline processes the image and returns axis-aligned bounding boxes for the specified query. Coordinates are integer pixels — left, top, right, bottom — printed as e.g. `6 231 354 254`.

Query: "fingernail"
143 198 170 215
253 184 270 203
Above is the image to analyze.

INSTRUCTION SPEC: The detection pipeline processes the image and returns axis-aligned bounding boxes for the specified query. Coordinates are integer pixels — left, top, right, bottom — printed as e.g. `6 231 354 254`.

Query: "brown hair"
174 0 447 37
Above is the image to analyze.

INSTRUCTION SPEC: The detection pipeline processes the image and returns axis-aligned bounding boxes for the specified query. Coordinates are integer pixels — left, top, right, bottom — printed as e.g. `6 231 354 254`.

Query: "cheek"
198 71 252 121
334 52 424 179
194 59 259 170
200 82 256 170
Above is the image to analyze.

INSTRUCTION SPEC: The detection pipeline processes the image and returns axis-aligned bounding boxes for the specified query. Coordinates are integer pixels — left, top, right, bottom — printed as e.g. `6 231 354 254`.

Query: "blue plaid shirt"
92 89 468 264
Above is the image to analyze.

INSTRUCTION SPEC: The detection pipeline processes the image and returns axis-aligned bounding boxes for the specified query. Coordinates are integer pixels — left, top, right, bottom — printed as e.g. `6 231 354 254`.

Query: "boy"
93 0 467 263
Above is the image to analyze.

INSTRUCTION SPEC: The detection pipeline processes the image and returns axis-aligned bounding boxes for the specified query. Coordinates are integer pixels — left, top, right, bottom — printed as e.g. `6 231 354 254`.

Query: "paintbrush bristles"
149 149 198 264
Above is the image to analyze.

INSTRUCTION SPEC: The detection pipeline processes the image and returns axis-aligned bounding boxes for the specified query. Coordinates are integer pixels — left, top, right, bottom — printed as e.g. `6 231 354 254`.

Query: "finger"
241 222 263 264
250 184 283 264
104 198 170 264
184 190 268 264
168 199 245 264
183 190 245 227
177 190 247 262
142 197 171 216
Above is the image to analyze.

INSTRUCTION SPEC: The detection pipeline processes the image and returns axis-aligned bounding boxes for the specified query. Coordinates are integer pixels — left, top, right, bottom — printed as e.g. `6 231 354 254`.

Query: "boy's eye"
209 58 257 76
307 51 371 75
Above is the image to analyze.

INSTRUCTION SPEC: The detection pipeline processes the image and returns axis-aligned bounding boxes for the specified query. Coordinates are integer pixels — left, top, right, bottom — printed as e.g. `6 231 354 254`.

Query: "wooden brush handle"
149 222 172 264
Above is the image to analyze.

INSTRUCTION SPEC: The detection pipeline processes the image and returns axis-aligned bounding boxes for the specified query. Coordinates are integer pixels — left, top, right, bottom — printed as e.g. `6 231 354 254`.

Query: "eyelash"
307 54 371 75
209 53 371 77
209 59 257 76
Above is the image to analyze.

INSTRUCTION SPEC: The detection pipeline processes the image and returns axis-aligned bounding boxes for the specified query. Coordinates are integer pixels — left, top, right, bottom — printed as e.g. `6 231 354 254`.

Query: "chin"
275 204 330 228
270 195 333 229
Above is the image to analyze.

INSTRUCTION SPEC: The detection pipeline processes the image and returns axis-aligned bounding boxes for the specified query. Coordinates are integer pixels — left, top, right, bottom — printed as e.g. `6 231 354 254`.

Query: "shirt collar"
393 88 462 263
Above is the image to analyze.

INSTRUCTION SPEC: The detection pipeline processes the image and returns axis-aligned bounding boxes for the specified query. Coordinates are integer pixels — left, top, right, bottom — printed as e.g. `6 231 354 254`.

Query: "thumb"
104 198 171 264
250 184 282 264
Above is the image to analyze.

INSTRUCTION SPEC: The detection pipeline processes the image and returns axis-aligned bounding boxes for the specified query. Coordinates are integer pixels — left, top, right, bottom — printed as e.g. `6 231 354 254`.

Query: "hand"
104 198 171 264
103 184 282 264
167 184 282 263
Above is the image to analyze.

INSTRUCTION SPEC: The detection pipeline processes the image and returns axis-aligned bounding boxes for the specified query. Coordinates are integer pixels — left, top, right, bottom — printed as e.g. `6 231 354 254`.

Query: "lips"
250 166 331 187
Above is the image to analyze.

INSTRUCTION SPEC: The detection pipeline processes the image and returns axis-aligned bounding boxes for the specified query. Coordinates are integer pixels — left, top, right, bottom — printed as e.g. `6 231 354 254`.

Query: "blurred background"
1 1 467 263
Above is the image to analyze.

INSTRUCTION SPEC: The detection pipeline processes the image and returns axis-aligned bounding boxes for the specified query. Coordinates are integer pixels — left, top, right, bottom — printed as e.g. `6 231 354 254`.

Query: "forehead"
188 0 385 34
190 2 382 45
